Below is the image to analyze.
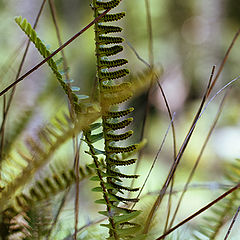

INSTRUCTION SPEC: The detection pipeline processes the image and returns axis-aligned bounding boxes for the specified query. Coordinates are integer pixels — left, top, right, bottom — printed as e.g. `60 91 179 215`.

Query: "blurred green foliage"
0 0 240 239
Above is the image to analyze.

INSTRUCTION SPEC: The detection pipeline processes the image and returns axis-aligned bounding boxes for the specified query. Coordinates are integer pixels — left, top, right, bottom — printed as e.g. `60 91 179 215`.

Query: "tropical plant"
0 0 240 240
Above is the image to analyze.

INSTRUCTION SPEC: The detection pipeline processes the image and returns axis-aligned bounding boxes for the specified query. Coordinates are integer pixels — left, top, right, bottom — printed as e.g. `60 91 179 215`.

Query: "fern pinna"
83 0 141 239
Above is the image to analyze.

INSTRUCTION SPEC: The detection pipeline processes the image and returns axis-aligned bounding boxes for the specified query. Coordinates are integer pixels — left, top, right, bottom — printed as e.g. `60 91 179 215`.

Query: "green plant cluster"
0 0 239 240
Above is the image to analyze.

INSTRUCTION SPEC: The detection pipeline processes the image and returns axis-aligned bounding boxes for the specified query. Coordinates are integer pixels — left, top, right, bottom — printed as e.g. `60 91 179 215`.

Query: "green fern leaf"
100 68 129 80
107 144 138 153
106 131 133 141
109 158 137 166
15 17 82 113
99 13 125 22
98 25 122 34
105 118 133 130
99 45 123 56
106 108 134 118
100 59 128 68
95 0 120 10
99 36 124 45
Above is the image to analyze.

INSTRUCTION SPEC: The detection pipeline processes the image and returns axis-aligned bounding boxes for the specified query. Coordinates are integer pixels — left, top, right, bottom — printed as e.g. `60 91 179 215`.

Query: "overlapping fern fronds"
193 159 240 240
0 110 100 214
9 4 155 240
15 16 91 114
5 160 103 215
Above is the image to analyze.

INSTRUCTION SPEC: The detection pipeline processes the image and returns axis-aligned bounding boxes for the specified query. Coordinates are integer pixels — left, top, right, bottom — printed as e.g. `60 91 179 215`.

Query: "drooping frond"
6 161 102 214
0 110 101 214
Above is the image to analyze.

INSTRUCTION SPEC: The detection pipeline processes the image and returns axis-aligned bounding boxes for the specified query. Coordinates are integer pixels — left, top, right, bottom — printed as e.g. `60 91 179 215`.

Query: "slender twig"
133 0 155 177
0 8 111 97
143 66 215 234
224 205 240 240
145 0 154 66
128 43 177 226
131 113 175 209
146 72 240 234
168 88 229 229
127 42 177 193
126 41 150 67
166 28 240 230
153 29 240 233
46 134 83 239
48 0 75 120
156 183 240 239
77 217 106 235
207 29 240 97
47 1 82 238
144 182 232 197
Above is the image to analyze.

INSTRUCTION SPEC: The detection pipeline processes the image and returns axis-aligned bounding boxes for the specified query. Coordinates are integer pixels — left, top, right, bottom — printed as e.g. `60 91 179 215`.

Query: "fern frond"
0 110 101 213
102 92 133 105
15 17 84 114
7 212 31 240
9 163 95 213
108 170 139 179
27 201 52 239
100 59 128 69
110 182 139 192
4 109 33 156
85 1 142 238
102 82 131 92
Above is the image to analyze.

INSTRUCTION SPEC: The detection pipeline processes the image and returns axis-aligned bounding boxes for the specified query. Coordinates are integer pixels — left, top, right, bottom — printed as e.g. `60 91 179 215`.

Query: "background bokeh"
0 0 240 239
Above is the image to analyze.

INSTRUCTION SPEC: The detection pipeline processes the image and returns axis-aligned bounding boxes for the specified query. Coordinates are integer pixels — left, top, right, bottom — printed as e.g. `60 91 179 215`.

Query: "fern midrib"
84 129 119 239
